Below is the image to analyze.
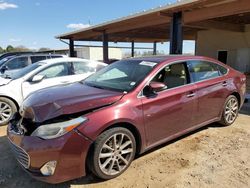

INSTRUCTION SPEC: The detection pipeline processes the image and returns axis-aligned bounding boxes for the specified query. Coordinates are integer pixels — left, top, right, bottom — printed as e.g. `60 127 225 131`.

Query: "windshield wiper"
86 82 106 90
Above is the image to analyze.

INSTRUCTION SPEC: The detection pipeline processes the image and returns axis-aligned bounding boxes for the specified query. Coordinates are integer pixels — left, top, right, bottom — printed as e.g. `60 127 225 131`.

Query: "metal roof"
56 0 250 42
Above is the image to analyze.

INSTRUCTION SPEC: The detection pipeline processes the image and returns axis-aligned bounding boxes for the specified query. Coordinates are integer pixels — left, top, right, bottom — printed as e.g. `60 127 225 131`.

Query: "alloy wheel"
98 133 134 176
0 102 12 124
224 97 238 124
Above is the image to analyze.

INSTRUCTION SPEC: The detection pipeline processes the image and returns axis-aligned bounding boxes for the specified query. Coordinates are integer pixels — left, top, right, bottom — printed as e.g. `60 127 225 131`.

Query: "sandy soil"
0 114 249 188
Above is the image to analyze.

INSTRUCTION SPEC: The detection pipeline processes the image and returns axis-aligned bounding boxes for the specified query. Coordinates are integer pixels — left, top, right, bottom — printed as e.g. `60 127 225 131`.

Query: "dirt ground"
0 114 249 188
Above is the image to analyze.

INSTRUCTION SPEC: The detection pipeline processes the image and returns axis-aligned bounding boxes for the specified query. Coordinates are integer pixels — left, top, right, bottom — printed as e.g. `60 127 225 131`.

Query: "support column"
69 39 75 57
102 32 109 63
153 42 157 55
169 12 183 54
131 41 135 57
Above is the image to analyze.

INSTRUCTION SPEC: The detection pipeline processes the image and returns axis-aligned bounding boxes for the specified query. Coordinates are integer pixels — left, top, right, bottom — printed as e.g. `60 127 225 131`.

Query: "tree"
6 45 14 52
15 45 30 52
38 47 51 52
0 47 4 53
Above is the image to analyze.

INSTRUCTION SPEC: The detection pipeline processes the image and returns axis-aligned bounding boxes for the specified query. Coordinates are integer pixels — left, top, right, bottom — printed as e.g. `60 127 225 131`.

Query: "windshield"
0 56 14 67
84 59 158 92
10 63 42 80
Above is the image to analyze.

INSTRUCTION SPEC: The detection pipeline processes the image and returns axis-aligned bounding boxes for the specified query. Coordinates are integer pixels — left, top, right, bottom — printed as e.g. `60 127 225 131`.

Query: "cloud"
66 23 91 30
35 2 40 6
9 38 22 42
0 1 18 10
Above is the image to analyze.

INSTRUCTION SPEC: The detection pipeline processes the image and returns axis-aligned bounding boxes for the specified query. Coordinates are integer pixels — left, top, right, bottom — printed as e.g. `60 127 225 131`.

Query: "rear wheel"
88 127 136 180
0 97 17 126
219 95 239 126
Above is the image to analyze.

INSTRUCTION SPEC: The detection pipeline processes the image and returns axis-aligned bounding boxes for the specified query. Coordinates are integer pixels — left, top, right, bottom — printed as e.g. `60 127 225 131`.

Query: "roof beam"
185 20 245 32
183 0 250 24
105 16 171 34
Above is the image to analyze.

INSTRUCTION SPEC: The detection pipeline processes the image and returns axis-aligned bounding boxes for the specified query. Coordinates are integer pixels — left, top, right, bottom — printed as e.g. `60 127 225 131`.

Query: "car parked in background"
0 52 33 61
0 57 107 125
8 56 246 183
0 54 65 77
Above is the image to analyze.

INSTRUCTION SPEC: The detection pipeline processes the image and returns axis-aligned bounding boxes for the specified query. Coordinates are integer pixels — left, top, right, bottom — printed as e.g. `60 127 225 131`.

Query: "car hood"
21 82 124 123
0 77 11 86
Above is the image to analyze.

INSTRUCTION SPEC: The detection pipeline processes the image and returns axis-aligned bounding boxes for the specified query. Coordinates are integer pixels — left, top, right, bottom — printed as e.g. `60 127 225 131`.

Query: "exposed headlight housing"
31 117 87 139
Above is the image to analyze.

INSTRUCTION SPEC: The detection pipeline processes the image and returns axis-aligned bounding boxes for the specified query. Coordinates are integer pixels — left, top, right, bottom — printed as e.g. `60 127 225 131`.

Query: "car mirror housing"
31 75 44 83
149 82 166 92
143 82 166 97
0 65 8 74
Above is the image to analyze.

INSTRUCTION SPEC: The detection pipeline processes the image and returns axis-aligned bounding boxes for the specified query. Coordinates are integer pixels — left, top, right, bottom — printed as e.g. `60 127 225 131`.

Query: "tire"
88 127 136 180
0 97 17 126
219 95 239 126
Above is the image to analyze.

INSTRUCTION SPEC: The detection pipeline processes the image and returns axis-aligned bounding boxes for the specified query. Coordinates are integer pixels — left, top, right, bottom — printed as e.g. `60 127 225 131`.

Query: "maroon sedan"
7 56 246 183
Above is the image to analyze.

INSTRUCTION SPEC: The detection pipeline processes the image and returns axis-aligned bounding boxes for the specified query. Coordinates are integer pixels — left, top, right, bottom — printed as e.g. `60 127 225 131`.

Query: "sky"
0 0 195 54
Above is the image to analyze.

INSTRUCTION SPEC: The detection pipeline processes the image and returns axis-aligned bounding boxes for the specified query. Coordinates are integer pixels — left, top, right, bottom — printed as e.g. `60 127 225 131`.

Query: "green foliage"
0 47 4 53
38 48 51 52
6 45 15 52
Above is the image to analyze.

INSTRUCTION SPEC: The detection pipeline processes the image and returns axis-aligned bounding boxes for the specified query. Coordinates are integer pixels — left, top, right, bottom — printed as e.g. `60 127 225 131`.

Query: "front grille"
8 139 30 169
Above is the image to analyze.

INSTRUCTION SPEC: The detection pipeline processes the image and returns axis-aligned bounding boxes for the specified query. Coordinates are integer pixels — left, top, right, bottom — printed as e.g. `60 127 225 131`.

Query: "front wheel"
219 95 239 126
0 97 17 126
88 127 136 180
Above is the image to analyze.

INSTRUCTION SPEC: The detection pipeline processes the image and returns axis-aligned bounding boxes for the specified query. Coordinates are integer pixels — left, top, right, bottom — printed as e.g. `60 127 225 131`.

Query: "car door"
21 62 72 99
187 60 229 125
141 62 198 147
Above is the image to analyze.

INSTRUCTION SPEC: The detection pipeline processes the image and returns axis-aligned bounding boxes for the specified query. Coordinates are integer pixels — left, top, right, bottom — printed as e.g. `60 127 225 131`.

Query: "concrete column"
169 12 183 54
131 41 135 57
102 32 109 63
153 42 157 55
69 39 75 57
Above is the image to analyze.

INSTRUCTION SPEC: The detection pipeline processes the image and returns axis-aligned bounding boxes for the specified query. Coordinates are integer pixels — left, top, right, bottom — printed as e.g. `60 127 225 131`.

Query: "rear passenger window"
31 56 46 63
72 62 95 75
188 61 220 82
217 64 228 75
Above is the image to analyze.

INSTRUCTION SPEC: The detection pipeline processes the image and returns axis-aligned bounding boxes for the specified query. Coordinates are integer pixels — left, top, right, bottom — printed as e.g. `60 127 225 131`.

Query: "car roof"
39 57 104 65
128 55 196 63
14 53 63 57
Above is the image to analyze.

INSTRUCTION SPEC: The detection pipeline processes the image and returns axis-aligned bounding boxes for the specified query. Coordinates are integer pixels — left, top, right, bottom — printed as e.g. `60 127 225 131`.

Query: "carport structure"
56 0 250 70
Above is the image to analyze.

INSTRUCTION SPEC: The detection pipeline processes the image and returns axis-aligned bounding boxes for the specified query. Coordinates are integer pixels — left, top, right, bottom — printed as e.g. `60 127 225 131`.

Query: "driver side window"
152 62 188 91
37 63 69 79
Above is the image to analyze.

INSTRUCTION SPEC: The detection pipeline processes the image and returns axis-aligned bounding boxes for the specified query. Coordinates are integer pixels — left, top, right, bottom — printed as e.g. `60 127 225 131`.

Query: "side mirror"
0 65 8 74
31 75 44 83
143 82 166 97
149 82 166 92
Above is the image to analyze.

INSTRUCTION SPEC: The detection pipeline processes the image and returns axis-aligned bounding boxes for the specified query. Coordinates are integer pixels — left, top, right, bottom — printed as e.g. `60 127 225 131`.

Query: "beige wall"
75 47 122 61
89 47 122 61
75 47 90 59
196 27 250 72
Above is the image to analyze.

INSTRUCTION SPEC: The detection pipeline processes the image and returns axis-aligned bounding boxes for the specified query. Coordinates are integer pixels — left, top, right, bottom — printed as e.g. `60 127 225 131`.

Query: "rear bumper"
7 124 92 184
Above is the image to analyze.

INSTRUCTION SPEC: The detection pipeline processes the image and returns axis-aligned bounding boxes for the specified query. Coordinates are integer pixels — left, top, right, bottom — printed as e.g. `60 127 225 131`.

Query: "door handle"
222 81 227 87
187 92 196 98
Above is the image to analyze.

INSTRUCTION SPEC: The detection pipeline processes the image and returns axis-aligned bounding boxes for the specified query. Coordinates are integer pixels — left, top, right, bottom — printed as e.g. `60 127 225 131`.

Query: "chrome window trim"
137 59 229 98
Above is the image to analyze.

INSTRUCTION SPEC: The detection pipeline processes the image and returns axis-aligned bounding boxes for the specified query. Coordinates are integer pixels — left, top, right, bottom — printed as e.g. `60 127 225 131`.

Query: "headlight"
31 117 87 139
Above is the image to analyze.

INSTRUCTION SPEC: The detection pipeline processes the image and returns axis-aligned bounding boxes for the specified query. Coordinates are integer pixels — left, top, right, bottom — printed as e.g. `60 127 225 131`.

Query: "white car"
0 57 107 125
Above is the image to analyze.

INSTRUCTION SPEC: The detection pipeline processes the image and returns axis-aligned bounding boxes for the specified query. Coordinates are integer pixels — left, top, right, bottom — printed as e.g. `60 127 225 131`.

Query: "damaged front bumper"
7 119 92 184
